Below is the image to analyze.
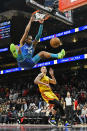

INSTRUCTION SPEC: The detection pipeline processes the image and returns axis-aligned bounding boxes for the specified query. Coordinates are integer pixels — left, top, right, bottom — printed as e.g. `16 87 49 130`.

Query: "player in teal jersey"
10 15 65 69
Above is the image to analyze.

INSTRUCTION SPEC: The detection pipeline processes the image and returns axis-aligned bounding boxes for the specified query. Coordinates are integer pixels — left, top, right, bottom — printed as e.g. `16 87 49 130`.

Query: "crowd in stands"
0 72 87 125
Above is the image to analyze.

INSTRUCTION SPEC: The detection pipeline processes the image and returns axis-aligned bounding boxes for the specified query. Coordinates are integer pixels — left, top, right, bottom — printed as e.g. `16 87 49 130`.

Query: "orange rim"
44 15 50 20
32 10 50 21
32 10 40 15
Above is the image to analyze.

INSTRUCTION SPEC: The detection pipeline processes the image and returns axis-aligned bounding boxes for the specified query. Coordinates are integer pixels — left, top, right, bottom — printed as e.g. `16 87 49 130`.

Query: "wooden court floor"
0 124 87 131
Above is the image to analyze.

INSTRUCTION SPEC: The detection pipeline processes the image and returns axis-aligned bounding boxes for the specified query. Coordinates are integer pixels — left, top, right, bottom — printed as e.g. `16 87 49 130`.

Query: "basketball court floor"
0 124 87 131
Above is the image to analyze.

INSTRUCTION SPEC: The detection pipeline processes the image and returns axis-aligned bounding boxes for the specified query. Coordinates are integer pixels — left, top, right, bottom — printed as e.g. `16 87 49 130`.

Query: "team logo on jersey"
24 45 33 54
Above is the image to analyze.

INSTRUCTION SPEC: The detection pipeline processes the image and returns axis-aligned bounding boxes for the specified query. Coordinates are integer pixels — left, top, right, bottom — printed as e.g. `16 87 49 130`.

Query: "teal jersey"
17 43 34 62
21 43 34 59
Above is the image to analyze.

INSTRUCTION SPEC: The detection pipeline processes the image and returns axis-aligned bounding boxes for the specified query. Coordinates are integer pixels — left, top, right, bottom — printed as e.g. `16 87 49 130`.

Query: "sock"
50 53 58 58
32 54 41 64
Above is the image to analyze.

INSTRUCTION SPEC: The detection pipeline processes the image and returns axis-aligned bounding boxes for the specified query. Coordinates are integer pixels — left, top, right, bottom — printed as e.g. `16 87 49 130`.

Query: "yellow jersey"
38 74 52 93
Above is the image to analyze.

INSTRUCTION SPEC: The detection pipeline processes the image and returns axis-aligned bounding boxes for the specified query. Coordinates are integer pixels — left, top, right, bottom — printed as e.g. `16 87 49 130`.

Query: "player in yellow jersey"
34 66 65 126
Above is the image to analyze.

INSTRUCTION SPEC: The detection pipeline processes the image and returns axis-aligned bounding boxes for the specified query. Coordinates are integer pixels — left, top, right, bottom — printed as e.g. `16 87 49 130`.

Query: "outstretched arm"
32 20 44 47
49 68 57 84
20 16 34 47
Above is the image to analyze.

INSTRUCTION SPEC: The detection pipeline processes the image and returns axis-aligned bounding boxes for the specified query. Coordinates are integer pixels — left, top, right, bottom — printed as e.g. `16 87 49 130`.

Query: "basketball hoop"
32 10 50 21
26 0 73 25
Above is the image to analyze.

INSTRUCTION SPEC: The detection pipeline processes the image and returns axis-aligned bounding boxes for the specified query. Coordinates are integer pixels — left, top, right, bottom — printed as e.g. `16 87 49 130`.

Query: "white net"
34 12 46 21
27 0 73 25
33 10 49 21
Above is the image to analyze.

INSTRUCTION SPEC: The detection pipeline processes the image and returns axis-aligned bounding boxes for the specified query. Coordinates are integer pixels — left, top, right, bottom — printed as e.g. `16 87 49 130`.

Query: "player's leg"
49 99 65 116
48 106 59 126
49 99 68 126
38 50 65 59
40 92 57 126
48 91 66 125
41 91 60 126
10 43 24 67
10 43 22 58
32 49 65 64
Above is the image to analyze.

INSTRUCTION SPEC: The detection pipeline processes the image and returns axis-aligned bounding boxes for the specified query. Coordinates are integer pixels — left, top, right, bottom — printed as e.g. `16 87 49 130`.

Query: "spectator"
75 105 82 124
22 99 28 112
60 97 65 109
80 105 87 124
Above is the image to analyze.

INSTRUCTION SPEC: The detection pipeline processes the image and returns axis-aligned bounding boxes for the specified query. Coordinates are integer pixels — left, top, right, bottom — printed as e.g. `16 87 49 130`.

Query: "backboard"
59 0 87 12
26 0 73 25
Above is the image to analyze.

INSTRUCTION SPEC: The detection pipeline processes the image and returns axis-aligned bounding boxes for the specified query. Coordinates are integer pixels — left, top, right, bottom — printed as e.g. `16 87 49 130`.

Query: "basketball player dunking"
10 15 65 69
